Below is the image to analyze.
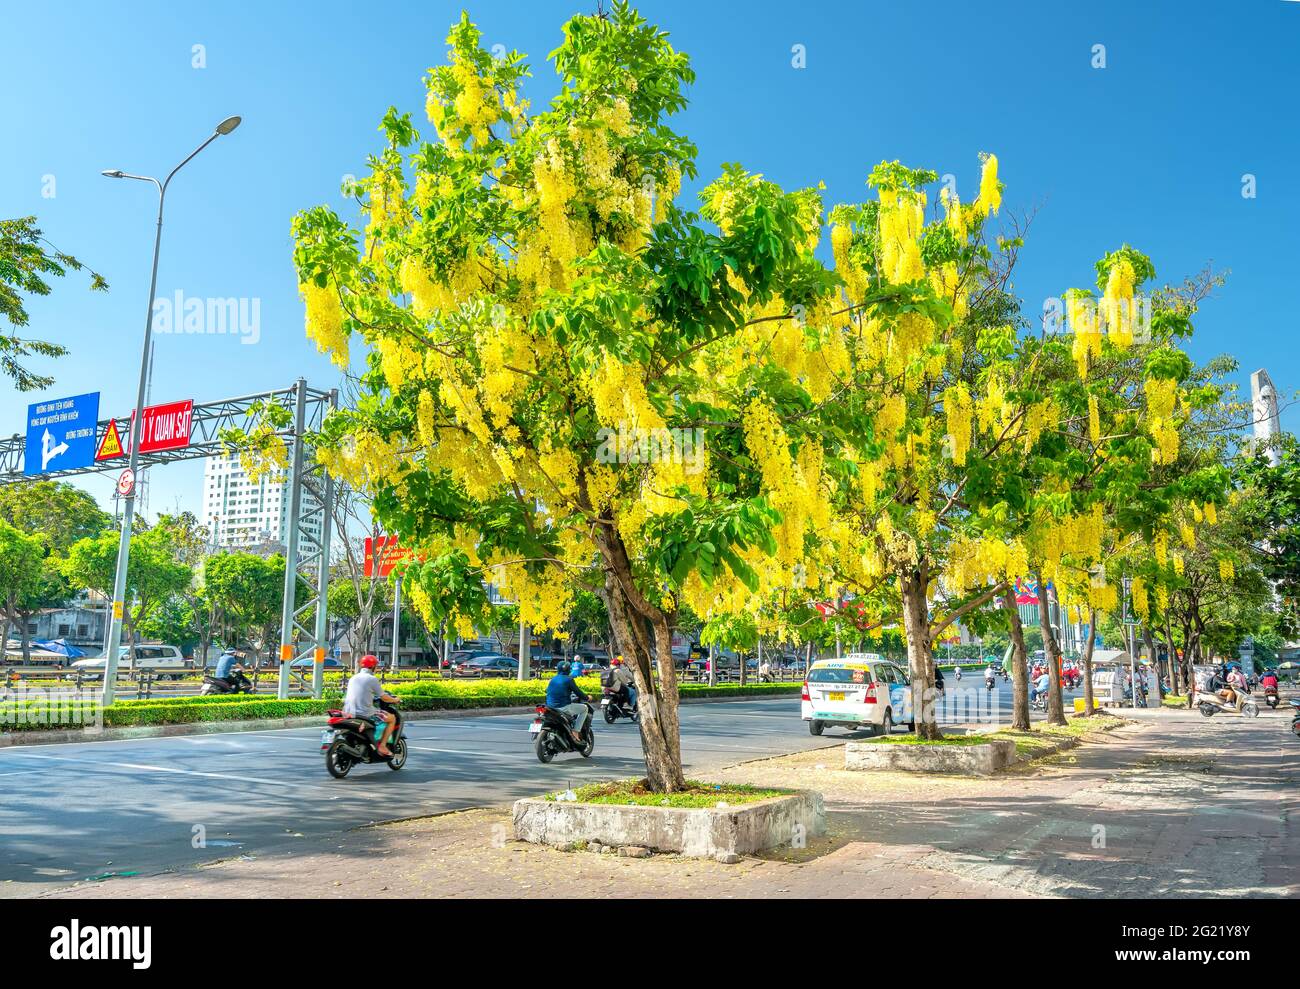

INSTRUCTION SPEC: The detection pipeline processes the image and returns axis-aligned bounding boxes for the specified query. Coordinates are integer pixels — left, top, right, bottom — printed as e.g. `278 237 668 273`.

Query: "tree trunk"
1034 576 1068 726
1081 607 1098 716
1142 625 1161 700
899 565 939 739
1002 593 1030 730
600 563 685 793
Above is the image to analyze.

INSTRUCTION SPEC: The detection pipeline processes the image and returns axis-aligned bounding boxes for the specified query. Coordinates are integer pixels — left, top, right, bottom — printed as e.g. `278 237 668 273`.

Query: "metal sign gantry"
0 379 337 701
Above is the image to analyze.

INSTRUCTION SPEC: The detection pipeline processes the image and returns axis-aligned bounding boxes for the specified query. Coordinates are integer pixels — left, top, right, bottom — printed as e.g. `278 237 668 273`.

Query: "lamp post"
97 116 241 705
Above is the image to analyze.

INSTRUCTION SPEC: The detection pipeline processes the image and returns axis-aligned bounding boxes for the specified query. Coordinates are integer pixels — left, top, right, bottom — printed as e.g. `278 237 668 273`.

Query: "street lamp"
97 116 241 705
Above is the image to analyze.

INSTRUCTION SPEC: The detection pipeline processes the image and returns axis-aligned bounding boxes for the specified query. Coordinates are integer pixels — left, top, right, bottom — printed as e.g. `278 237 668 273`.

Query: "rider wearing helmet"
343 655 399 756
545 660 590 743
213 646 249 691
610 656 637 711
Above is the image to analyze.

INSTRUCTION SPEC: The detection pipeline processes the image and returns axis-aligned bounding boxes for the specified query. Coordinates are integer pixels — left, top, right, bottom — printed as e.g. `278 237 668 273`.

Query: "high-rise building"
1251 368 1282 467
201 452 322 554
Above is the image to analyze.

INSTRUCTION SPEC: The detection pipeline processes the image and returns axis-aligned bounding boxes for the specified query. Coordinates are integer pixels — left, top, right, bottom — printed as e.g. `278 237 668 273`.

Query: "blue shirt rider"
214 649 242 680
546 661 590 741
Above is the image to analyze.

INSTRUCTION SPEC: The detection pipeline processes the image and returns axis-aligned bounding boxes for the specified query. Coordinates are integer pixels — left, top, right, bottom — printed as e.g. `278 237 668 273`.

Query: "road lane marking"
5 752 343 791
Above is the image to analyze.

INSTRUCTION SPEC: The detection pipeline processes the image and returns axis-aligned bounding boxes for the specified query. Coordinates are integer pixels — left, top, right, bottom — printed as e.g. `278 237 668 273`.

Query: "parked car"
71 645 189 680
451 654 517 677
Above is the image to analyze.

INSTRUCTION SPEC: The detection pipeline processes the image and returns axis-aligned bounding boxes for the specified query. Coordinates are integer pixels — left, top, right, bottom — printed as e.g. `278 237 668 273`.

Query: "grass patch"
1162 694 1189 708
866 734 994 746
548 778 789 809
993 712 1123 757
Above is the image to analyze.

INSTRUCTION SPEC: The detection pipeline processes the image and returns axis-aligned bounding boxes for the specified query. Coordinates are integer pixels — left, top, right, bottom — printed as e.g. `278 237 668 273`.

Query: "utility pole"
97 115 241 706
390 574 402 673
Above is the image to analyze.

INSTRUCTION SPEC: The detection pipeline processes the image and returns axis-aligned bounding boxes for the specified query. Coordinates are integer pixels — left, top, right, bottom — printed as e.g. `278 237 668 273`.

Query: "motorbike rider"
1225 664 1248 708
213 647 250 691
1031 670 1050 705
343 655 399 757
954 664 962 681
609 656 638 711
933 664 945 693
985 662 997 686
546 660 590 743
1260 669 1280 694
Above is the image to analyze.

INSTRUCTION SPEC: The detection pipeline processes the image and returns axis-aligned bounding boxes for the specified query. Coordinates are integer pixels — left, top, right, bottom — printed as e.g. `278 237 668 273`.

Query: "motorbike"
320 699 408 778
1031 692 1048 712
954 670 962 681
600 686 638 724
530 703 595 763
985 675 996 692
1193 689 1259 719
200 671 254 695
1290 699 1300 738
1263 683 1279 709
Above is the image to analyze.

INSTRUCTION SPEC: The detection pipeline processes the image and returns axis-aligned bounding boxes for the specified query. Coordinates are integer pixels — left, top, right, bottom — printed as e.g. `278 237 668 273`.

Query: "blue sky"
3 0 1297 519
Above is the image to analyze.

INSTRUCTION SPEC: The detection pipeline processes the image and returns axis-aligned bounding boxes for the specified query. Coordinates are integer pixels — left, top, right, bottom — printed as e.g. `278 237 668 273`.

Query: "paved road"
0 679 1111 894
0 696 845 892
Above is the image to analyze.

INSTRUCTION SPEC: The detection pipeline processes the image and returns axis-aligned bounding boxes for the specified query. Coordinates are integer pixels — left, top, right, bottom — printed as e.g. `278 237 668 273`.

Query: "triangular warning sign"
96 420 124 461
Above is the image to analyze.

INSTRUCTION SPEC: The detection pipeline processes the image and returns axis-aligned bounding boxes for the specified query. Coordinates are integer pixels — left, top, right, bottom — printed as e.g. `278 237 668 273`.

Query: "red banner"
135 399 193 453
364 536 417 578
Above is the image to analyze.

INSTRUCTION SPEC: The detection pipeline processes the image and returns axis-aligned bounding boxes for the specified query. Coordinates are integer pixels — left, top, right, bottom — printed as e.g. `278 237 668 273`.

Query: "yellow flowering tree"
285 5 848 791
1002 258 1232 724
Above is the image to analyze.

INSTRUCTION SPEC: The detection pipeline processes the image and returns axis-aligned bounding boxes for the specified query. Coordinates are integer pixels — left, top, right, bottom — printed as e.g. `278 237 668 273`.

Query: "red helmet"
360 655 379 669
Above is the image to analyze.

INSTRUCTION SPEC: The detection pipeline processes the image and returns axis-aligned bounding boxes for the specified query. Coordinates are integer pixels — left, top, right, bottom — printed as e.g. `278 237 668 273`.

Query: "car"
289 656 346 671
442 648 491 670
71 644 190 680
451 654 517 677
801 654 914 737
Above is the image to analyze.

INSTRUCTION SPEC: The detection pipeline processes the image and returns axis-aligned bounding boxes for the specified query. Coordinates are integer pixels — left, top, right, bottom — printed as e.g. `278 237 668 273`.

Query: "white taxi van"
800 654 914 736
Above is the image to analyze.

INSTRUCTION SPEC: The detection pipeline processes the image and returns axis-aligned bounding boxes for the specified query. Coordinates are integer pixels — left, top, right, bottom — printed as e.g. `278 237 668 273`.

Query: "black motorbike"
321 699 408 778
985 676 996 693
200 671 254 695
600 686 639 723
1291 699 1300 738
530 703 595 763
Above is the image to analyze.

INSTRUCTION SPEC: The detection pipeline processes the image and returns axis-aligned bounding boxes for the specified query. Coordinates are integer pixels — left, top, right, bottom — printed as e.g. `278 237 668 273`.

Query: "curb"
0 689 797 749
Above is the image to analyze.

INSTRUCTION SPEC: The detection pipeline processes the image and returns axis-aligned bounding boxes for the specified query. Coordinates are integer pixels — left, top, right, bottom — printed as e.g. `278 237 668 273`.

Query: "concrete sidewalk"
35 709 1299 899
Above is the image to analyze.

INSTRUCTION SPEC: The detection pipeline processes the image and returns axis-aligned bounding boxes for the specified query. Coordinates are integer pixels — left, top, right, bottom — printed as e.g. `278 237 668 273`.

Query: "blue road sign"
24 392 100 475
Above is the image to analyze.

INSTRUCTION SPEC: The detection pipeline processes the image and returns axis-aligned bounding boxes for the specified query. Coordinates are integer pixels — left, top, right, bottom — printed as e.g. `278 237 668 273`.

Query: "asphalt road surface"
0 683 1098 894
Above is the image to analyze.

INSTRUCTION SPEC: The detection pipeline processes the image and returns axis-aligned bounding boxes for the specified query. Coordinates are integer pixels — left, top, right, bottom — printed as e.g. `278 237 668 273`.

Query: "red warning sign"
95 419 125 461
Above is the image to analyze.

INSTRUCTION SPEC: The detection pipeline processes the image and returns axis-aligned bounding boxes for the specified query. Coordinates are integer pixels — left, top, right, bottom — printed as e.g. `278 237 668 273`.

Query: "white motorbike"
1194 689 1258 719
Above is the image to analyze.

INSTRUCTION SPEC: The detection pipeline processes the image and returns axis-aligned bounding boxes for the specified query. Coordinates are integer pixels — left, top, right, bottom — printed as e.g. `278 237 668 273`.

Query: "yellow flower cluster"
944 383 973 466
977 154 1001 216
1218 557 1235 582
944 535 1029 593
317 429 404 494
1088 394 1101 445
300 280 348 369
1033 504 1104 580
1131 576 1150 621
490 561 573 633
1101 258 1137 346
1144 378 1180 464
878 189 926 284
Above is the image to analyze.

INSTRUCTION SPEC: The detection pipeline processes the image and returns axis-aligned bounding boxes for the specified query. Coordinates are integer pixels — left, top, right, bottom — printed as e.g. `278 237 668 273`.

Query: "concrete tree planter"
513 790 825 859
845 737 1016 774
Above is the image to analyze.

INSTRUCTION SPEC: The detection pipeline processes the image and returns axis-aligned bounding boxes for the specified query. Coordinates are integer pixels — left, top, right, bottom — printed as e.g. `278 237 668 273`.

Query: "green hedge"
2 678 801 732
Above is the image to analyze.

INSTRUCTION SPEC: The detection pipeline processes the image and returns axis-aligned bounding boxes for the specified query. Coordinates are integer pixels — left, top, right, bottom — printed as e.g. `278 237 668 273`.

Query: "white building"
201 452 322 554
